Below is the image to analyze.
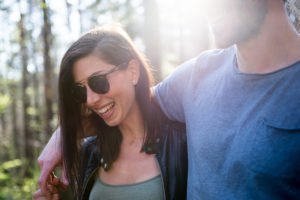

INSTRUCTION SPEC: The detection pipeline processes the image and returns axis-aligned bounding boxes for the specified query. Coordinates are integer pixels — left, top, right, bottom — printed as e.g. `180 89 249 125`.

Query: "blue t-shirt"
155 45 300 200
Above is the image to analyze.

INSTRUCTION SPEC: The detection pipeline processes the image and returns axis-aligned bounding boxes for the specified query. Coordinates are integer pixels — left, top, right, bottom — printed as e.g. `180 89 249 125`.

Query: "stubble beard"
213 1 268 48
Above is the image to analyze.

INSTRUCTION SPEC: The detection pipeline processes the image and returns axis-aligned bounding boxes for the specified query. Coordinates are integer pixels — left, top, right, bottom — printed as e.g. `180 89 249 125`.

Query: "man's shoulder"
175 45 236 78
290 60 300 73
158 45 236 86
195 45 236 68
180 47 230 65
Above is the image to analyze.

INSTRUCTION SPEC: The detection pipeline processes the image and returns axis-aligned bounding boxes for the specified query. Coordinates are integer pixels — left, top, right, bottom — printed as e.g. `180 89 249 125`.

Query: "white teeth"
98 103 114 114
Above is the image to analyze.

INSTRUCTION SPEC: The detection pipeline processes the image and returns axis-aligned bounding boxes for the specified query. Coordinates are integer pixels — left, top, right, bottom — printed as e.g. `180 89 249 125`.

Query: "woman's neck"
118 101 145 146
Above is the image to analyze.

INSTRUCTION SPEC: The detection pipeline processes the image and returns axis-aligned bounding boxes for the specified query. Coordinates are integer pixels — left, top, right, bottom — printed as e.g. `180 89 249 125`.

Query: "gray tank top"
89 174 165 200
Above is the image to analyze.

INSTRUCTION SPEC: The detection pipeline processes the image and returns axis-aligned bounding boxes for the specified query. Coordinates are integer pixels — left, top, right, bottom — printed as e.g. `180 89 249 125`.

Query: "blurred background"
0 0 299 199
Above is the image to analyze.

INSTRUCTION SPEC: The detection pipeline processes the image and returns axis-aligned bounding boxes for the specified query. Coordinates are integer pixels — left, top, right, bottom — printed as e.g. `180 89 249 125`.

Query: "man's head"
201 0 284 48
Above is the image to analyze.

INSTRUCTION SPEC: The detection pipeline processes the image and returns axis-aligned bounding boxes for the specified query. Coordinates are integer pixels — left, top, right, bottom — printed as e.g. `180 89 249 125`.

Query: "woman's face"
72 54 139 127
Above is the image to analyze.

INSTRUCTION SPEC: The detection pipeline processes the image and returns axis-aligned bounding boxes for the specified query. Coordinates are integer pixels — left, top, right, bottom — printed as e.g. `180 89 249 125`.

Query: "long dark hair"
58 25 156 194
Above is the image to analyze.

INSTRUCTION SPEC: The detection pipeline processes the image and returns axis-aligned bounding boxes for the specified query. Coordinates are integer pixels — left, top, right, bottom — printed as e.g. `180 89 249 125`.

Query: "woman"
35 25 187 200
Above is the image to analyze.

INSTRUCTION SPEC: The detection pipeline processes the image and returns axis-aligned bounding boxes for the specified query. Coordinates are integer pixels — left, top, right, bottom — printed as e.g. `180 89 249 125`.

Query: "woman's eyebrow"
91 70 106 76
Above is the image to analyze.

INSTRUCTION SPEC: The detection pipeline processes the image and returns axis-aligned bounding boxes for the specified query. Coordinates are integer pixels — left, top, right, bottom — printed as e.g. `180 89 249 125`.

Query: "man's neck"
236 1 300 74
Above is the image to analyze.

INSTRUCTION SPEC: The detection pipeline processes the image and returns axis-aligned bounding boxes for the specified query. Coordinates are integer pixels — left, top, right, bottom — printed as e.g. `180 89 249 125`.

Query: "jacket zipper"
80 166 100 200
155 155 167 200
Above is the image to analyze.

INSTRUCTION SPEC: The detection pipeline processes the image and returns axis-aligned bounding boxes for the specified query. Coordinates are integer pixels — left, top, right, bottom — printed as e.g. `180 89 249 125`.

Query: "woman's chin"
104 118 120 127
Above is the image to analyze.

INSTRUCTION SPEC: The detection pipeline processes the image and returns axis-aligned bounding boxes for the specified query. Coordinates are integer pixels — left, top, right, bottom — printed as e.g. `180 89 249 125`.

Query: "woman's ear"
127 59 140 85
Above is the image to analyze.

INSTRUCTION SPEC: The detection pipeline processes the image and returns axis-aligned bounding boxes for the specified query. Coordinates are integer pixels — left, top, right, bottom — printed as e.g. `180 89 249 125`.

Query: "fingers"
33 188 53 200
38 162 55 195
58 181 67 191
47 184 60 200
61 166 69 186
33 185 60 200
49 172 67 191
47 183 59 194
33 189 45 199
52 176 60 186
54 178 67 191
52 193 60 200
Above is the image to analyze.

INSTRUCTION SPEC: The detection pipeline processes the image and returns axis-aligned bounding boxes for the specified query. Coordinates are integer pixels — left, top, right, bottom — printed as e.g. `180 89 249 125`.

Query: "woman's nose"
85 86 101 107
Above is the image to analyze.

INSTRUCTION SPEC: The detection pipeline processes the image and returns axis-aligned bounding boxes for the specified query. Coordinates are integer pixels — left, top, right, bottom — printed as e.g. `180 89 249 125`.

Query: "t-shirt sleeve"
154 58 196 122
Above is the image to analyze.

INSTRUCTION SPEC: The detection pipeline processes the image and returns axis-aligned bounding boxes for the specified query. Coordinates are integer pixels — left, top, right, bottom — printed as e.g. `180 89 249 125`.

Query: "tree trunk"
11 83 20 158
28 0 42 148
78 0 83 33
41 0 54 136
143 0 162 82
19 11 34 163
65 0 72 32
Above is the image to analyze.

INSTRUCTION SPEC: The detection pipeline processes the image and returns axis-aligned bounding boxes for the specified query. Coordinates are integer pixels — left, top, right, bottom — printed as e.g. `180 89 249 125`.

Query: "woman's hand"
33 187 59 200
34 172 62 200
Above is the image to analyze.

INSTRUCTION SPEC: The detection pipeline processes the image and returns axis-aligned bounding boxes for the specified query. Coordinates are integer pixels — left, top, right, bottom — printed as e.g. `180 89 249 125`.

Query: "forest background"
0 0 299 199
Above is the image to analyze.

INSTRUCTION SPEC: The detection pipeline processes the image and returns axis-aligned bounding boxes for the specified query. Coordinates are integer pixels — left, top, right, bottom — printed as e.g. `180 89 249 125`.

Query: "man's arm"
153 58 197 122
37 116 97 195
37 128 68 195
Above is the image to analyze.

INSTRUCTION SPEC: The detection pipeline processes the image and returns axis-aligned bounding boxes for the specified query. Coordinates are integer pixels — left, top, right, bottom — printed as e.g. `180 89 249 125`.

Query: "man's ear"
127 59 140 85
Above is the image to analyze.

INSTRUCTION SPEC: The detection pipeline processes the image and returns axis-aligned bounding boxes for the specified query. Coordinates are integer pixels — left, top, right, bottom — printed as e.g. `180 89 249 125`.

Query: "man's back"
155 45 300 199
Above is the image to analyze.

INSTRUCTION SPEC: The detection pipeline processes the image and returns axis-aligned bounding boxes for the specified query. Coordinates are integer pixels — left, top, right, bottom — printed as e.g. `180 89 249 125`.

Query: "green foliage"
40 1 47 9
0 93 11 115
0 159 22 179
27 106 38 116
0 159 40 200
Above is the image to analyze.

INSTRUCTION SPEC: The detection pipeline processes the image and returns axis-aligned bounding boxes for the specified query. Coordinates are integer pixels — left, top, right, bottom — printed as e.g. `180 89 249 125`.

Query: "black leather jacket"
77 110 187 200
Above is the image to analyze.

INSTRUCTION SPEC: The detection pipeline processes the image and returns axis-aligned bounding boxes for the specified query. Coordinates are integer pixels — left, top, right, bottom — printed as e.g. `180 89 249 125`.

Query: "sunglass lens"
89 76 109 94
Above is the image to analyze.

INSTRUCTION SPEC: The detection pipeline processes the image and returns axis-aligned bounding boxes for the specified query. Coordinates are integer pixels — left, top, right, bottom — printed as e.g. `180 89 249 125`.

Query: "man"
35 0 300 199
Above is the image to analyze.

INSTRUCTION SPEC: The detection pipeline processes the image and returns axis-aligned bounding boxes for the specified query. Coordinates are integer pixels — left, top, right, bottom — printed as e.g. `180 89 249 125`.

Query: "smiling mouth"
97 102 115 115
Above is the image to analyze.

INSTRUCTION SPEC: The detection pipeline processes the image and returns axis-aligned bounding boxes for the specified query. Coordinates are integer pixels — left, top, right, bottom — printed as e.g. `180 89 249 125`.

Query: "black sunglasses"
72 62 128 103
